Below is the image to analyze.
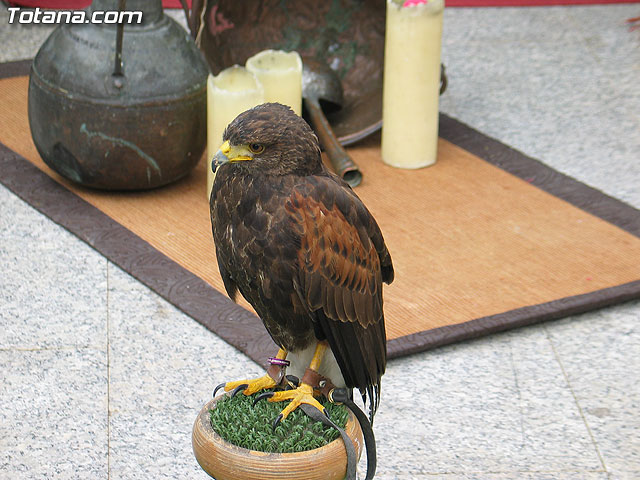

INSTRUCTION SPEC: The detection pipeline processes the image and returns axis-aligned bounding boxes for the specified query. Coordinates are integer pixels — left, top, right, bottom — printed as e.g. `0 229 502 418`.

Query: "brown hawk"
210 103 394 426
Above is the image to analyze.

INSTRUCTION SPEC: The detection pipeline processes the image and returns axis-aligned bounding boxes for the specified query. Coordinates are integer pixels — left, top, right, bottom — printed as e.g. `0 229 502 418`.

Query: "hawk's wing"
286 175 394 414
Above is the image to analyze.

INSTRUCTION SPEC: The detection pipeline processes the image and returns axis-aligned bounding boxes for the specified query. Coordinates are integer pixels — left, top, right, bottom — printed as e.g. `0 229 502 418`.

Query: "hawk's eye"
249 143 265 154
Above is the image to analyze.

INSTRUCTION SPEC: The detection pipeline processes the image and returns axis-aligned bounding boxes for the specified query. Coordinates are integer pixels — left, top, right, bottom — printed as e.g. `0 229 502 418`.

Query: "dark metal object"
187 1 447 148
189 0 387 146
302 58 361 187
28 0 209 190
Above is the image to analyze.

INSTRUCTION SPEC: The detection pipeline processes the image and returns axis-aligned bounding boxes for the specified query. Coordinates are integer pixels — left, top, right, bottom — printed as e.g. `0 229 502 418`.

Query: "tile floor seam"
507 339 527 451
544 324 609 477
106 260 111 480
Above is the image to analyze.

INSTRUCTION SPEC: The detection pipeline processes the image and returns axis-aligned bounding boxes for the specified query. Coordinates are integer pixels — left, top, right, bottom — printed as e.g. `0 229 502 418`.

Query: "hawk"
210 103 394 426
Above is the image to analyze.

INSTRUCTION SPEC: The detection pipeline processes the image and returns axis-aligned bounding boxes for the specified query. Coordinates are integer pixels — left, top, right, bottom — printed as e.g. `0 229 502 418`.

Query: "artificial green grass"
209 389 349 453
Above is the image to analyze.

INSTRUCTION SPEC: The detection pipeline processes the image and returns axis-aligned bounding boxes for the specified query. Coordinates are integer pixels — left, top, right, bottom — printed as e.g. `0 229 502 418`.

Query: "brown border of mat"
2 59 639 366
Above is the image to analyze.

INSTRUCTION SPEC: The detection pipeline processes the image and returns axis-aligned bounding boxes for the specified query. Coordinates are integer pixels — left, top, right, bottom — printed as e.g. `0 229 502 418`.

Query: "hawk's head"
212 103 322 177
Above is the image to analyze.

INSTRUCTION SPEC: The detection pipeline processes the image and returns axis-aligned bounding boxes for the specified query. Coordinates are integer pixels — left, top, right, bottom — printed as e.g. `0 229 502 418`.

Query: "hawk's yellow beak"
211 140 253 173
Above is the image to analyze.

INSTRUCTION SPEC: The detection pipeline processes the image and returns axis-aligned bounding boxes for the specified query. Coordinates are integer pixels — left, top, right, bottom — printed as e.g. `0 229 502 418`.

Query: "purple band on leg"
268 357 290 367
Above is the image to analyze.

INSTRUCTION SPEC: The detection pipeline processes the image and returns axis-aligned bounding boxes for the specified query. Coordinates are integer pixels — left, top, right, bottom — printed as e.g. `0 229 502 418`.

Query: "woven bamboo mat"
2 60 639 364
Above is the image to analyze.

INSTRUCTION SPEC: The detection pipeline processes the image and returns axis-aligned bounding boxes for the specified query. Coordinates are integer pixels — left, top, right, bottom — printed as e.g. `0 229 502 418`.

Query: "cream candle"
381 0 444 169
207 66 264 197
245 50 303 115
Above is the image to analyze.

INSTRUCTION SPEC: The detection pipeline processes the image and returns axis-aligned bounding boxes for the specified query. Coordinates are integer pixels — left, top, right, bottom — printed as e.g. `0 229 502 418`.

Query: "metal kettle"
28 0 208 190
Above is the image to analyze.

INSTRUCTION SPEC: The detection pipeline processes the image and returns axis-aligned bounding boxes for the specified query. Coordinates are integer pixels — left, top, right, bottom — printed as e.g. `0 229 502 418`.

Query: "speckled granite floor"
1 4 639 480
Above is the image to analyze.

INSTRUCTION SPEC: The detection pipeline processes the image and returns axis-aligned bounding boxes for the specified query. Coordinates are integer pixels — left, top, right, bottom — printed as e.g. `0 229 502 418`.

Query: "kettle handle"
113 0 126 77
180 0 205 45
178 0 191 30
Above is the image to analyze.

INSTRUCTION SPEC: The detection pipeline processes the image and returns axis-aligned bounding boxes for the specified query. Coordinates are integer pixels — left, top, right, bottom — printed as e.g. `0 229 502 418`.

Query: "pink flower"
402 0 428 6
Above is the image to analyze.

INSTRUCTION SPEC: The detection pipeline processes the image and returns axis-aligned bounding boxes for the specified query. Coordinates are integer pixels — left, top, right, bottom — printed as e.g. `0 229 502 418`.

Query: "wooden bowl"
192 396 364 480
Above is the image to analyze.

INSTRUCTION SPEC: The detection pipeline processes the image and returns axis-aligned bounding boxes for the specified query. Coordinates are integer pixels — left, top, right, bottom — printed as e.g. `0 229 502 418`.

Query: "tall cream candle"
207 66 264 198
381 0 444 169
245 50 303 115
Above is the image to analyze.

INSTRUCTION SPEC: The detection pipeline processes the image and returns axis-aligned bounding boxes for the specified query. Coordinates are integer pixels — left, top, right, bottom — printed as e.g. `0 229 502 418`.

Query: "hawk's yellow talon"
267 382 326 421
218 373 278 397
214 348 288 398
